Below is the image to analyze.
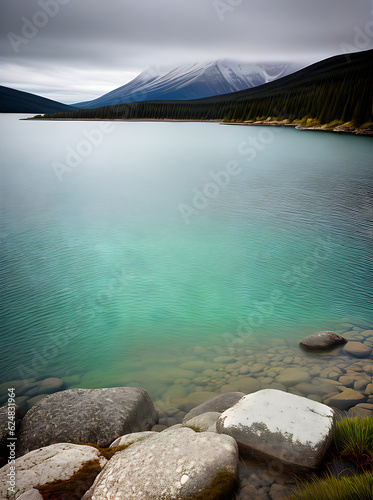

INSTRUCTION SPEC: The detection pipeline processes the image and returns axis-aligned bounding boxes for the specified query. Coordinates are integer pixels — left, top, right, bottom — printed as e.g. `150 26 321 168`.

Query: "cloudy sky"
1 0 372 103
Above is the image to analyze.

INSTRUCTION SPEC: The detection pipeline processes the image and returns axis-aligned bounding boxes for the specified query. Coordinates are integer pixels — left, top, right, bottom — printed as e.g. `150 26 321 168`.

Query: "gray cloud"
1 0 372 103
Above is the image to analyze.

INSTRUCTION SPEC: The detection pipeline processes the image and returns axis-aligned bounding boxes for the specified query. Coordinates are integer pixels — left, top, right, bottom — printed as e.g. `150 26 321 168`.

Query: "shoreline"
1 323 372 498
1 322 373 499
2 321 372 422
23 117 221 123
222 120 373 136
25 116 373 135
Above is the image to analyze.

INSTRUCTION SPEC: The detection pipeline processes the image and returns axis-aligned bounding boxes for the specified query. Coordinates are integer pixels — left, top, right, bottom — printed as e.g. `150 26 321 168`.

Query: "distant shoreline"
25 116 373 135
23 117 220 123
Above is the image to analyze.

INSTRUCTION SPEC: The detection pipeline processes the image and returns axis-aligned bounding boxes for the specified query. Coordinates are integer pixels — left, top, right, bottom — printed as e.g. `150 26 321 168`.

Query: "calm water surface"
1 114 372 402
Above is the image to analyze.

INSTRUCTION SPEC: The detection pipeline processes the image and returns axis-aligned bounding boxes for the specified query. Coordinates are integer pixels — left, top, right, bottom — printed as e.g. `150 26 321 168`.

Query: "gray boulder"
82 427 239 499
17 387 158 456
182 392 245 422
16 490 43 500
0 404 25 457
182 412 220 432
109 431 157 448
0 443 107 500
300 331 347 350
217 389 335 471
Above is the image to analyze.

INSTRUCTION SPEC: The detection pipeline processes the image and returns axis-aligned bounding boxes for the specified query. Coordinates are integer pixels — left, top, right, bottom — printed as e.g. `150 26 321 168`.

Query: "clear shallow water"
0 115 372 403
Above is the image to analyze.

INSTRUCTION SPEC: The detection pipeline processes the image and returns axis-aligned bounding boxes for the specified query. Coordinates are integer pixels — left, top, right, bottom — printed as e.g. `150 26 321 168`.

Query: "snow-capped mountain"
74 59 302 109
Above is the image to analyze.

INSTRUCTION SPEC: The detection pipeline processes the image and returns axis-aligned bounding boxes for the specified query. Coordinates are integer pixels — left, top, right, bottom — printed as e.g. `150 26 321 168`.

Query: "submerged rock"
216 389 335 471
178 391 219 412
17 387 158 456
300 331 347 350
343 341 372 358
82 427 238 499
18 377 64 398
324 388 366 410
221 377 260 393
276 368 310 386
213 356 236 364
0 443 107 500
38 377 65 393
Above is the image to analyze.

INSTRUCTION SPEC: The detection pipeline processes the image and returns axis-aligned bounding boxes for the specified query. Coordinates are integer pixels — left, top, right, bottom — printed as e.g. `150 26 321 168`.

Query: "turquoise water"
0 115 372 402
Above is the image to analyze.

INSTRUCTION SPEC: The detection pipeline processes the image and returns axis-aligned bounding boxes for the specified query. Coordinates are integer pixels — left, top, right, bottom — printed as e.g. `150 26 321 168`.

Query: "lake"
1 114 372 418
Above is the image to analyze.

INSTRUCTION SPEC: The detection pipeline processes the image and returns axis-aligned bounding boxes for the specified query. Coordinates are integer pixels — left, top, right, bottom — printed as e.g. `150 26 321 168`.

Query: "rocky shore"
223 119 373 136
0 386 334 500
0 324 372 499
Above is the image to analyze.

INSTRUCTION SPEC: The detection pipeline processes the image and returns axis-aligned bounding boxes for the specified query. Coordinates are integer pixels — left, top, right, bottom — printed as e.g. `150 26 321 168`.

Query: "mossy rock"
37 460 102 500
78 442 131 460
183 471 237 500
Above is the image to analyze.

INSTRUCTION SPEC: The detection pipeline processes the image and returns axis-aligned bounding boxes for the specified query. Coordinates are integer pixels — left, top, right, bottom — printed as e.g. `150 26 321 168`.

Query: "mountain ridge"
74 59 301 109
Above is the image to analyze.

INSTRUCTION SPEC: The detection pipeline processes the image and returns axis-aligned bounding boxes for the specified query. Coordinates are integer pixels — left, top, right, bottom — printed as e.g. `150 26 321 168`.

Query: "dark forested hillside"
36 50 373 129
0 85 78 114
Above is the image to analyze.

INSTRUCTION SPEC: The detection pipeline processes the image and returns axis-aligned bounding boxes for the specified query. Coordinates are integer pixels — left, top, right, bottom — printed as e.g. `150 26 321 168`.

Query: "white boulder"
216 389 335 470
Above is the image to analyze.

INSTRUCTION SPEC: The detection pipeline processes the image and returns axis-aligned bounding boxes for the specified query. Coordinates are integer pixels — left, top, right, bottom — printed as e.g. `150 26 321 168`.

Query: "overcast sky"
1 0 372 103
